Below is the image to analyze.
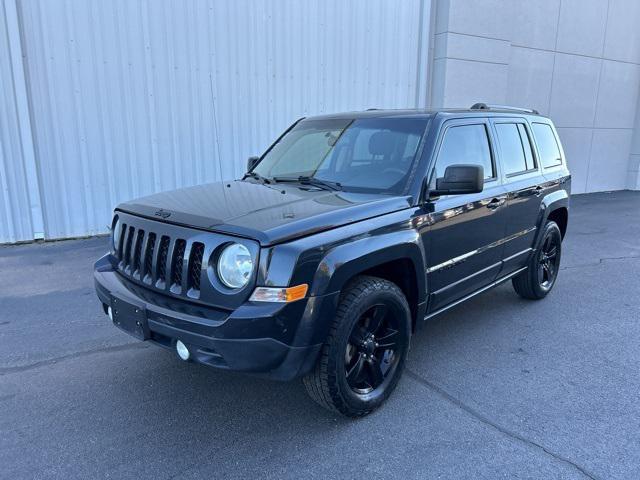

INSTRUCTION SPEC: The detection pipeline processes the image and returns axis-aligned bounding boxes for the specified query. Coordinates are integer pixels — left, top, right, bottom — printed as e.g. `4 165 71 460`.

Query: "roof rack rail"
470 103 539 115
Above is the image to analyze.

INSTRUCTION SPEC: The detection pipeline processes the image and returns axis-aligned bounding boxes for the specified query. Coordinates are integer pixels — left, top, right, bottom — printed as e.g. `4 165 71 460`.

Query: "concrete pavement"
1 191 639 479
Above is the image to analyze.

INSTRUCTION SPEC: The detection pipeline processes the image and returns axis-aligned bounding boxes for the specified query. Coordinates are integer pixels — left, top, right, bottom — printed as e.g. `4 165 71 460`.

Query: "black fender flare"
308 229 427 304
533 189 569 247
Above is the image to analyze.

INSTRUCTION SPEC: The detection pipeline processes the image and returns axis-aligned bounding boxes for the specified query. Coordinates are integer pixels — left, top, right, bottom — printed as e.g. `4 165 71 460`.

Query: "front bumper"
94 255 337 381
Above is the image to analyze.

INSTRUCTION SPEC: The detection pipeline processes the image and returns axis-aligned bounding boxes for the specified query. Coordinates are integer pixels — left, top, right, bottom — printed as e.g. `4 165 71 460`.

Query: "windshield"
252 117 429 193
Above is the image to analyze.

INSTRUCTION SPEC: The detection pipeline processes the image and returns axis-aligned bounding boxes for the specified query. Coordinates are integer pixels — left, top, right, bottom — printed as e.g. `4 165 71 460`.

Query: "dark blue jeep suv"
94 104 570 416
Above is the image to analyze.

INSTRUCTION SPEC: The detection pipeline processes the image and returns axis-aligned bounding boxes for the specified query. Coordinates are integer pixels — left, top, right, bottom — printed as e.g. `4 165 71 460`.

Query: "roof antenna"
209 74 224 181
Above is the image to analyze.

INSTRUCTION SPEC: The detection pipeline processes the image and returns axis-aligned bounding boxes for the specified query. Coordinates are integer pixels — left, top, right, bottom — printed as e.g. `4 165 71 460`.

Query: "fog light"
176 340 190 361
107 306 113 321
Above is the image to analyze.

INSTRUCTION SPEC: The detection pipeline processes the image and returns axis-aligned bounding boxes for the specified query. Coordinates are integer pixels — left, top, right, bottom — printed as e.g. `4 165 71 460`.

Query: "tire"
512 220 562 300
303 275 411 417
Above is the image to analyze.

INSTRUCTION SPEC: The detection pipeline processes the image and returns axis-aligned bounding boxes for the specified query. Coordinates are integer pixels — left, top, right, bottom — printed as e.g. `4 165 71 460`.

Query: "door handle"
486 197 505 210
534 186 543 197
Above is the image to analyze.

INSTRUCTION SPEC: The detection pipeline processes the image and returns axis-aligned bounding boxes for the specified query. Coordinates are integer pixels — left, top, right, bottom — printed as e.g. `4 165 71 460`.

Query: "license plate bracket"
111 296 149 340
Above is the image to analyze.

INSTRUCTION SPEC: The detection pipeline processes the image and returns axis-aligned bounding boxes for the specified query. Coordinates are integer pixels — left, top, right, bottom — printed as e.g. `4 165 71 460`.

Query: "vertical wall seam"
140 1 161 193
425 0 439 108
584 0 611 192
0 92 17 240
546 0 563 116
206 3 223 183
63 1 94 235
414 0 432 108
3 0 44 239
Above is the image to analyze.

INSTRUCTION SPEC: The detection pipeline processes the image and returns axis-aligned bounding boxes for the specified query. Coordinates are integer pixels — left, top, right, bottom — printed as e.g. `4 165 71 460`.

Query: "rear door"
491 118 547 274
424 119 509 313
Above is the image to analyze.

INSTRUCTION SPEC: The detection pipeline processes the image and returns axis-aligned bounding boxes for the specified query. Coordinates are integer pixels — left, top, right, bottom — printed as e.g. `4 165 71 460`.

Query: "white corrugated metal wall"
0 0 430 243
0 0 43 243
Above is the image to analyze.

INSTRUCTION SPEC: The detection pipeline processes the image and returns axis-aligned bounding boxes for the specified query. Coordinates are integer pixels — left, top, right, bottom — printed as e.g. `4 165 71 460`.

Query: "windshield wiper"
243 171 272 184
272 176 342 191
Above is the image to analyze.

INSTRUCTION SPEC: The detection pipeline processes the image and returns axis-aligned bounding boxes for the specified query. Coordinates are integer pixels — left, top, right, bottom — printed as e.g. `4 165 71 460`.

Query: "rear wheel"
303 275 411 417
512 220 562 299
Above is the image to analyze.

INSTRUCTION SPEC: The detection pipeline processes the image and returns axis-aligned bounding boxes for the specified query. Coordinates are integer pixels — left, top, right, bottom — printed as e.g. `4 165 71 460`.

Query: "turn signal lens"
249 284 309 303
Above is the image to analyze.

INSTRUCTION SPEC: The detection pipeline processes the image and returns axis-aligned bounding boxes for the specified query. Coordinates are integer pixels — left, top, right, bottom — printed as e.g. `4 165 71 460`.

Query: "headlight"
111 215 121 252
217 243 253 289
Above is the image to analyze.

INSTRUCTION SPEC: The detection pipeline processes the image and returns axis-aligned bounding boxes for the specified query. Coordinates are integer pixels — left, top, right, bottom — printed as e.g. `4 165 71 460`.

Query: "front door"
423 120 509 313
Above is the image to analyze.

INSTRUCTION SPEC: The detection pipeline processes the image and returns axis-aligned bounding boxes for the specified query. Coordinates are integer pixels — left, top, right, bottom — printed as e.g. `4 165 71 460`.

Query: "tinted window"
253 117 428 193
495 123 536 175
518 124 536 170
436 124 494 180
268 127 346 176
532 123 562 168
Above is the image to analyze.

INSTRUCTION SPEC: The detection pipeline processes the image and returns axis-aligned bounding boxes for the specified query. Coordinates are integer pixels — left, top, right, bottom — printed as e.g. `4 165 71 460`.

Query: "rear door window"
435 124 494 180
531 123 563 168
518 124 536 171
495 123 537 176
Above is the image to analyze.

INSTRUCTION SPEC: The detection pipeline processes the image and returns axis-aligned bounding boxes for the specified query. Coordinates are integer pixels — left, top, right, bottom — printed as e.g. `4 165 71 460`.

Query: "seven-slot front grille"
115 223 207 299
112 211 258 308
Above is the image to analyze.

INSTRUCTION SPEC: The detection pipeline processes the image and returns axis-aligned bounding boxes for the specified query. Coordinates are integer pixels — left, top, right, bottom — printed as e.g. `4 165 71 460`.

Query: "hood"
117 180 412 246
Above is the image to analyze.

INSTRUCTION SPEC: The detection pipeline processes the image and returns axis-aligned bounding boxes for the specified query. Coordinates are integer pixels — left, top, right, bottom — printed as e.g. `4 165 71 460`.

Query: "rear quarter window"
532 123 563 168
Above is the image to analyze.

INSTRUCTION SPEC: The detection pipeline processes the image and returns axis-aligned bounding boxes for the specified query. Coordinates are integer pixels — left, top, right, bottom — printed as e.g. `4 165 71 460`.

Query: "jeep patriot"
94 104 570 416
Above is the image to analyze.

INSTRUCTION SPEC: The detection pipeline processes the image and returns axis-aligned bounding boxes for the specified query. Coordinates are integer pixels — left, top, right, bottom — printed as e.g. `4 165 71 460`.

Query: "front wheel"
303 275 411 417
512 220 562 300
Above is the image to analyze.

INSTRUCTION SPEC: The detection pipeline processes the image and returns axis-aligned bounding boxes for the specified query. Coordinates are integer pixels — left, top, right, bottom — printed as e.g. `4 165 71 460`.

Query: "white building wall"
0 1 29 243
629 91 640 190
429 0 640 194
1 0 639 244
0 0 43 243
1 0 429 243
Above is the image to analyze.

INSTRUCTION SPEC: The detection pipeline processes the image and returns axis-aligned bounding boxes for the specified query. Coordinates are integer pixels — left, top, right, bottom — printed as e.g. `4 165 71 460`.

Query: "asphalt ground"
1 191 639 479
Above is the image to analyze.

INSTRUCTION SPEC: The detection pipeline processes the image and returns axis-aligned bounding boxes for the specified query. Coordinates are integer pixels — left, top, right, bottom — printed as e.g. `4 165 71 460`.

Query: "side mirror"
430 164 484 197
247 156 260 172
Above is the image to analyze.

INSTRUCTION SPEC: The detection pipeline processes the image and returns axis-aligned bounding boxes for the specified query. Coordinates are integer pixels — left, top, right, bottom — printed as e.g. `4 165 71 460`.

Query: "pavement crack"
405 368 599 480
561 255 640 271
0 342 148 375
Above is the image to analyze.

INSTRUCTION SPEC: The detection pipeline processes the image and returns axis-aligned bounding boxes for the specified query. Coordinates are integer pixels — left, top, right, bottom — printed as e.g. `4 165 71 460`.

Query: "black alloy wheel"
303 276 411 417
345 304 401 394
538 228 561 291
512 220 563 300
